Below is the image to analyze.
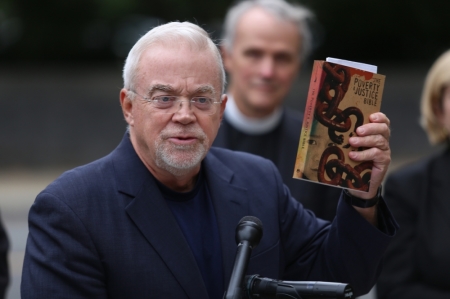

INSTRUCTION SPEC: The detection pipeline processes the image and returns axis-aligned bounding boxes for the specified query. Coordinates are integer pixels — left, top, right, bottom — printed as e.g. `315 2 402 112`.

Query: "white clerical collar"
224 96 283 135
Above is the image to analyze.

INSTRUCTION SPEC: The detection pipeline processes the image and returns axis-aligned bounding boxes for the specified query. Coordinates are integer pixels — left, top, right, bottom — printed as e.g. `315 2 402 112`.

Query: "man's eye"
244 49 263 59
274 53 293 64
194 97 211 104
156 96 174 103
307 140 317 145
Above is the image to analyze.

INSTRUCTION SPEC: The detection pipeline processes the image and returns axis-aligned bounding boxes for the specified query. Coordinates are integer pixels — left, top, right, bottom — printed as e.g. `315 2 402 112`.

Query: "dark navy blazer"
21 133 397 298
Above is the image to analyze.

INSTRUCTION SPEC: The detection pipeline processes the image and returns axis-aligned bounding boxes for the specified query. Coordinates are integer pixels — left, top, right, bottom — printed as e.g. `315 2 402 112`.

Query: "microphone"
223 216 263 299
244 275 355 299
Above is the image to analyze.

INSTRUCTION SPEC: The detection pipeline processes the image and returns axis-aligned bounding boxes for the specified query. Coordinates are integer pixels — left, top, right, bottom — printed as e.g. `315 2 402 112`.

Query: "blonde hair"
420 49 450 144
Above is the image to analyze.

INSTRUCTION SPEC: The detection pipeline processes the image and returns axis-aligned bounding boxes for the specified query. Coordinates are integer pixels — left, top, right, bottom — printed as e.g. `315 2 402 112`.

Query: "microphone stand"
243 274 355 299
223 217 354 299
223 216 263 299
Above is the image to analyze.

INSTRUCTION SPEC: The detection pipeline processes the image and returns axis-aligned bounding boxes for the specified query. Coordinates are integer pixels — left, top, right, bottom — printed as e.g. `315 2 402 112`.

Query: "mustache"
160 125 207 140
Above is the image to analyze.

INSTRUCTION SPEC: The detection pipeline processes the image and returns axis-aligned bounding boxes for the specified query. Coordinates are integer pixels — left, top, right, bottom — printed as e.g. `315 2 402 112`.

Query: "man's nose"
174 99 194 113
259 57 276 78
172 100 196 123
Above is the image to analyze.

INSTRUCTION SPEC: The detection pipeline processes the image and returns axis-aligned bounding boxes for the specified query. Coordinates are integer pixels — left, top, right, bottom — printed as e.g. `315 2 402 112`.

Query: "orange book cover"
293 59 386 192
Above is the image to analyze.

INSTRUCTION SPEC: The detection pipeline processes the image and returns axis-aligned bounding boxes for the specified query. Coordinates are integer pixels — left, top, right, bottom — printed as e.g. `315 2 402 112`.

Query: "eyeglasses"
129 90 222 115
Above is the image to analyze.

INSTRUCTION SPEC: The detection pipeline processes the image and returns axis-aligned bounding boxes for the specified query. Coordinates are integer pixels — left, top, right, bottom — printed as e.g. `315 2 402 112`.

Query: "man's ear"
120 88 134 126
219 94 228 122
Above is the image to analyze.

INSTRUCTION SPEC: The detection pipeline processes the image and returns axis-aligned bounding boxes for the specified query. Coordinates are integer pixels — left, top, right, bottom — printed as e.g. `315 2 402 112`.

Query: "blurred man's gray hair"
123 21 226 97
222 0 314 61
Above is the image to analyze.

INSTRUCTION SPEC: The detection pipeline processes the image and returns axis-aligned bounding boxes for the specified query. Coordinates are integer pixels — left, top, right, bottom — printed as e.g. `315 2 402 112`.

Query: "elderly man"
214 0 342 221
21 21 397 299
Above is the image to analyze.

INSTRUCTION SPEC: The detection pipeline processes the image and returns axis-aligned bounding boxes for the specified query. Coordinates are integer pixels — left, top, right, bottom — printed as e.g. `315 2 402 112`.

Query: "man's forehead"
138 47 218 71
234 8 301 52
134 42 222 93
140 44 218 69
146 83 217 95
237 8 300 36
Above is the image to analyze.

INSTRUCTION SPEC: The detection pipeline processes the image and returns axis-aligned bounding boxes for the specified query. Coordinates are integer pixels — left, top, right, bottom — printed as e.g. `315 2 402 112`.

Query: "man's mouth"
168 136 197 144
251 80 277 92
160 125 206 145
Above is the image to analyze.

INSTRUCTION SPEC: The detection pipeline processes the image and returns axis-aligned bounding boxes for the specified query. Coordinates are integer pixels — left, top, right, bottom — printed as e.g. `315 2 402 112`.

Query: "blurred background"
1 0 450 298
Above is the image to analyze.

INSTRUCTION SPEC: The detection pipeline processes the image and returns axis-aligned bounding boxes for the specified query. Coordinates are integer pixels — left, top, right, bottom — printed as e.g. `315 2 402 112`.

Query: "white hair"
221 0 314 61
122 21 226 95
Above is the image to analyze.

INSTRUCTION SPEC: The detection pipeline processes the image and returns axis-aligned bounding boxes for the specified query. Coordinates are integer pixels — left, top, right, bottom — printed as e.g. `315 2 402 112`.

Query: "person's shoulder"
207 147 284 189
284 107 303 119
209 146 273 164
386 160 427 188
390 148 446 177
40 154 113 199
283 107 303 125
208 147 278 174
386 147 448 189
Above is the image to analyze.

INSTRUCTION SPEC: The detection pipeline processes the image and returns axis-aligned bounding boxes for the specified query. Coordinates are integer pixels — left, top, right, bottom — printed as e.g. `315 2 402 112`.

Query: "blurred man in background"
214 0 341 221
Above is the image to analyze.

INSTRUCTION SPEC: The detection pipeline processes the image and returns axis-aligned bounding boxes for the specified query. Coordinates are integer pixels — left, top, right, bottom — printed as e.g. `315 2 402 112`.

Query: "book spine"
293 60 324 179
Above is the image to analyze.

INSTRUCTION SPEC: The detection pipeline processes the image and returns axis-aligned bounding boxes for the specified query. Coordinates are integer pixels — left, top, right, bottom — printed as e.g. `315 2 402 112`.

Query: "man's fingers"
349 133 390 151
349 147 391 165
369 112 390 127
356 122 390 141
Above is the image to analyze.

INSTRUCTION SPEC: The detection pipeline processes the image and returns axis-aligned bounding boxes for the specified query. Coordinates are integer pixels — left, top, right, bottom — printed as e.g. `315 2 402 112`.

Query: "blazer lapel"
113 134 209 299
125 182 209 299
202 153 251 286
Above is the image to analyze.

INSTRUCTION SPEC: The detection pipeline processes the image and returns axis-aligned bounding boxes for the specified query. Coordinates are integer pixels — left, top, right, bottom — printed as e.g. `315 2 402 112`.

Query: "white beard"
155 125 209 176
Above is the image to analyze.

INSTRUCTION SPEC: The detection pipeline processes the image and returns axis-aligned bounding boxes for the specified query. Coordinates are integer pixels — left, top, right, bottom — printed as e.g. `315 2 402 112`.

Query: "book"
293 58 386 192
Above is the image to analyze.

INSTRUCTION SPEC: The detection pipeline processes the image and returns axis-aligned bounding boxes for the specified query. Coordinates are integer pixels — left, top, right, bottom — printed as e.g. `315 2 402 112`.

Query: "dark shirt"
157 171 224 299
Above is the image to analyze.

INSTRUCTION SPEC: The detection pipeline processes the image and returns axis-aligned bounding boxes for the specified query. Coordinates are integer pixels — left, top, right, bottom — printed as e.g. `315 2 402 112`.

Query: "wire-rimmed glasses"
129 90 222 115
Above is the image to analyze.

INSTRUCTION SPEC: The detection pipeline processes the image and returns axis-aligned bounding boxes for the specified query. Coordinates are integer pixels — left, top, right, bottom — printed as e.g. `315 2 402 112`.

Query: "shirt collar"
224 95 283 135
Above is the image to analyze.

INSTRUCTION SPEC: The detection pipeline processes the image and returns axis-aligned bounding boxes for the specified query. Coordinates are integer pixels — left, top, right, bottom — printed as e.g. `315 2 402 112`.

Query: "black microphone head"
235 216 263 248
